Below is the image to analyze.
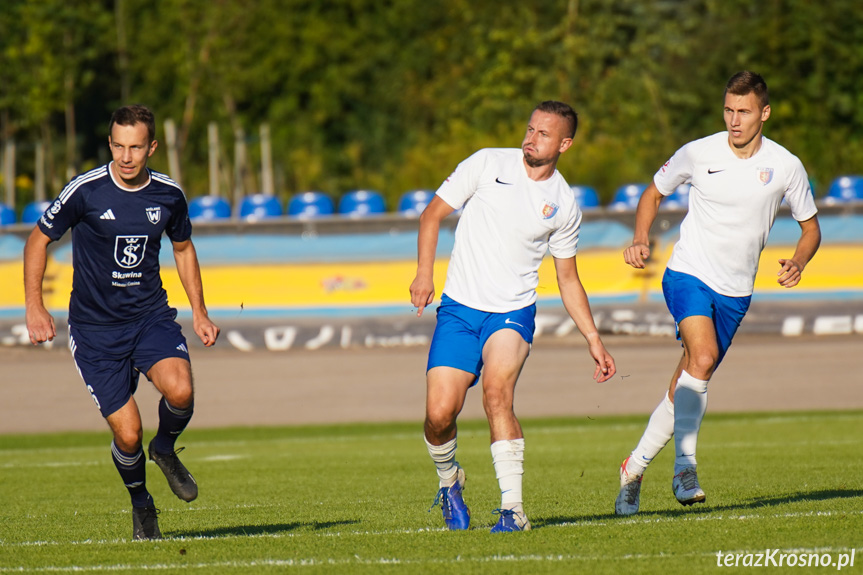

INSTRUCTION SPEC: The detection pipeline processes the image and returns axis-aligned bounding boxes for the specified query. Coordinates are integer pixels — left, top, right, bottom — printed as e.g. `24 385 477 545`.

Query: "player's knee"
688 350 718 378
425 404 457 433
113 428 143 452
481 386 513 414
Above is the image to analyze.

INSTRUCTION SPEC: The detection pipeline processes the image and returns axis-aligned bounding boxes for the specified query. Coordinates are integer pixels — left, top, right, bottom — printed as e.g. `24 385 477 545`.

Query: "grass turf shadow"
167 519 360 538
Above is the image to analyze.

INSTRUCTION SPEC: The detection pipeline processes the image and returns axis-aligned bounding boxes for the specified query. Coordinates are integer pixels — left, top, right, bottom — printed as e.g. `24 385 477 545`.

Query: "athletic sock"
425 436 459 487
111 441 152 509
491 438 525 512
152 398 194 454
673 370 709 473
626 392 675 476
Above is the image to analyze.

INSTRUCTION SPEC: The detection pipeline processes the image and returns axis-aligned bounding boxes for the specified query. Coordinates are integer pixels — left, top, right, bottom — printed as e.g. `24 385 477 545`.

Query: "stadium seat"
819 175 863 206
569 185 600 211
188 195 231 221
397 189 434 217
338 189 386 218
660 184 690 210
0 203 15 226
287 191 335 219
21 200 52 224
239 194 283 221
609 183 647 211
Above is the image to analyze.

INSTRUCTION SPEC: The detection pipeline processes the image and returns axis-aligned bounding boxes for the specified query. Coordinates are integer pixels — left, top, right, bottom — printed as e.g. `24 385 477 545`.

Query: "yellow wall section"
6 245 860 313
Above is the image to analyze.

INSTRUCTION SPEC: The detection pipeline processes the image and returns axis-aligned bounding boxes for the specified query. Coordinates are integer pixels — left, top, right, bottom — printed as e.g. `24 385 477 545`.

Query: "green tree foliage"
1 0 861 206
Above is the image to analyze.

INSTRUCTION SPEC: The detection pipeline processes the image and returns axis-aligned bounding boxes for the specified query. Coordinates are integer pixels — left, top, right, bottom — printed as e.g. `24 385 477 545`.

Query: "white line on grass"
2 546 860 572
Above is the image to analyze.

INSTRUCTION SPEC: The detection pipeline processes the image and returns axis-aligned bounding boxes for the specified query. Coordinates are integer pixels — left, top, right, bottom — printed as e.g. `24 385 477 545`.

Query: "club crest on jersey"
757 168 774 185
541 201 559 219
114 235 148 268
145 206 161 224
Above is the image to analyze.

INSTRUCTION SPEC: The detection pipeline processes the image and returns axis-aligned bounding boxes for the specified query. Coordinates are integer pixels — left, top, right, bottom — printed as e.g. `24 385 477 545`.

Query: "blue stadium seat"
0 203 15 226
609 183 647 211
398 189 434 217
338 189 386 218
239 194 282 221
569 185 600 211
660 184 690 210
820 176 863 206
287 191 335 219
188 195 231 221
21 200 52 224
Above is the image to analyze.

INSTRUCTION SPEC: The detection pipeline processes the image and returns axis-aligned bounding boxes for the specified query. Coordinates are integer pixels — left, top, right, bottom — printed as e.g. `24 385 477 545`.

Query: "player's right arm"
23 227 56 345
410 195 454 317
623 181 664 269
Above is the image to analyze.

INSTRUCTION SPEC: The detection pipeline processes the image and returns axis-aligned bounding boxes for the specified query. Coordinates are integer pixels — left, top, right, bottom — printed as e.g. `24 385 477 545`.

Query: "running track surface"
3 333 861 435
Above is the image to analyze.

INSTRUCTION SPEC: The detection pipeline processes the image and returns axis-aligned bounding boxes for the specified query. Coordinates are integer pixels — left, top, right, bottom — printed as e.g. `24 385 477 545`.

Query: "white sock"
491 438 525 512
425 436 458 487
626 392 675 476
673 370 709 473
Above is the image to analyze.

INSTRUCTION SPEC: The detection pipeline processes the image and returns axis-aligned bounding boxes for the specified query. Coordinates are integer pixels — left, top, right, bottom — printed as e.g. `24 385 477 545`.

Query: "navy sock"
152 397 194 454
111 441 152 508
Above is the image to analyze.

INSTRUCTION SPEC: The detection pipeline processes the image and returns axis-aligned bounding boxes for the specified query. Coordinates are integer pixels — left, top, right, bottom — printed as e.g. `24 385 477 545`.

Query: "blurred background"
0 0 861 348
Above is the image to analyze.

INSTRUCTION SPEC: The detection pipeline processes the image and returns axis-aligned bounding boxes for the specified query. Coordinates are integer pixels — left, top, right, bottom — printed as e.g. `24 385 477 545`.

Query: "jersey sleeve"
548 205 581 259
653 143 694 196
783 156 818 222
37 186 86 241
434 149 489 210
166 193 193 242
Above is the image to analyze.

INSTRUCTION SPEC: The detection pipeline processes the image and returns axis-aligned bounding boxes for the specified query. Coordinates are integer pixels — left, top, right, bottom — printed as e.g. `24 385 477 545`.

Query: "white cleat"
672 467 706 506
615 456 643 516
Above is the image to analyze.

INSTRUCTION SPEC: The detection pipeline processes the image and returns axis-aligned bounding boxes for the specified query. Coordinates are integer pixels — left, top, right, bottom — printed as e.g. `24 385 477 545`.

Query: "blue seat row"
3 176 862 226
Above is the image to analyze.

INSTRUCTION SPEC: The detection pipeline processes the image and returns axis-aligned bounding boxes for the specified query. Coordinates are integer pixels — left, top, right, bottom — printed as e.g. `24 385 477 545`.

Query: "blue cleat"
490 508 531 533
429 466 470 530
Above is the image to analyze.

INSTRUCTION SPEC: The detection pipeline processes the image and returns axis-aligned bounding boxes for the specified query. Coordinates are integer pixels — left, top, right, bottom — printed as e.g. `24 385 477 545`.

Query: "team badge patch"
541 201 559 219
146 206 161 224
114 235 148 268
757 168 774 185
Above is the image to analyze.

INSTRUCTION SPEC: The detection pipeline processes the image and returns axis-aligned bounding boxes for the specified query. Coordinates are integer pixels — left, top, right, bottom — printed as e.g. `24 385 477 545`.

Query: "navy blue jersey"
37 163 192 326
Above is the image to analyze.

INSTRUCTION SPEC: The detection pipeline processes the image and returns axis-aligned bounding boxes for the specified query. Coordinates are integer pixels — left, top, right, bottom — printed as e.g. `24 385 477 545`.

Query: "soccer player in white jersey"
410 101 617 532
24 105 220 540
615 71 821 515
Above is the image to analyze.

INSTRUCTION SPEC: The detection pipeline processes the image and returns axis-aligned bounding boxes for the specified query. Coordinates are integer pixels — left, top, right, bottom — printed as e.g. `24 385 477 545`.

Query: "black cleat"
132 506 162 540
148 439 198 502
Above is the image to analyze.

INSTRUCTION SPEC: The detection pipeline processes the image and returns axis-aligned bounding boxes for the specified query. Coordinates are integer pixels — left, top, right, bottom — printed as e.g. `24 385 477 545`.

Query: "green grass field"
1 411 861 574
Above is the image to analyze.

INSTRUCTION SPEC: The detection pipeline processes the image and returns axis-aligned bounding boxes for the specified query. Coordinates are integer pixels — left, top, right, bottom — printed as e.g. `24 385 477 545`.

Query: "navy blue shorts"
69 307 190 417
427 294 536 387
662 269 751 365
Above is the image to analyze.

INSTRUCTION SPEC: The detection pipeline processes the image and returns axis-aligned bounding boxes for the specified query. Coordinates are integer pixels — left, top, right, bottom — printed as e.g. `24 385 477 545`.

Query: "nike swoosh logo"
504 318 525 329
495 177 514 185
707 168 725 174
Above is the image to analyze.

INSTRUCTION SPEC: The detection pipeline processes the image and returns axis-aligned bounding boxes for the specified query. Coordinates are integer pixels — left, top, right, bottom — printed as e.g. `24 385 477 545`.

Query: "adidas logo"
176 343 188 354
100 209 116 220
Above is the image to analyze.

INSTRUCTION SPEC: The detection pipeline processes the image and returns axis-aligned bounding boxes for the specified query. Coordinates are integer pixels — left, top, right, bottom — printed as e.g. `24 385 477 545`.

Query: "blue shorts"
68 307 190 417
662 269 751 365
427 294 536 386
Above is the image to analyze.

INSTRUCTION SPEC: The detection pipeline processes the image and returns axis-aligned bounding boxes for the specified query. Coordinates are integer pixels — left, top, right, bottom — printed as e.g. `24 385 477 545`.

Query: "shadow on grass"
534 488 863 528
168 519 360 538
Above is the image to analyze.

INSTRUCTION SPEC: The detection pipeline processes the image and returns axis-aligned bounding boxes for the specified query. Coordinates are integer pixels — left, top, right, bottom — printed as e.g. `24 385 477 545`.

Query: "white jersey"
655 132 817 297
436 148 581 312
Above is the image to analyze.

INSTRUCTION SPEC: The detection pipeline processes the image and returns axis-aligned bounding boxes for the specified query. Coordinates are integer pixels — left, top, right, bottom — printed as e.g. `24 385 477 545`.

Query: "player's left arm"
553 255 616 383
172 238 220 346
778 214 821 288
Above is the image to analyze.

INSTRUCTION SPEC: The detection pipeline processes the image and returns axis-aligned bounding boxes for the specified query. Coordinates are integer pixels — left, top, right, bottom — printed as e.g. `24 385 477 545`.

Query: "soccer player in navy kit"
411 101 617 532
614 72 821 516
24 105 220 540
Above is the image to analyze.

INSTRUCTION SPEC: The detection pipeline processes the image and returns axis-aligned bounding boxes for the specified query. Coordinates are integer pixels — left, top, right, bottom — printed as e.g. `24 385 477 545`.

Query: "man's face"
724 91 770 151
109 122 157 188
521 110 572 168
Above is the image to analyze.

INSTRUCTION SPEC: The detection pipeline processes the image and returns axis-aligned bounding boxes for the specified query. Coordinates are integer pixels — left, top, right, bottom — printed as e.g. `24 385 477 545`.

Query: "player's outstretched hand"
194 314 220 347
588 341 616 383
409 275 435 317
25 305 56 345
623 243 651 269
777 258 803 288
